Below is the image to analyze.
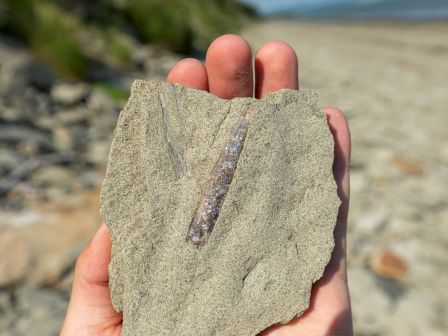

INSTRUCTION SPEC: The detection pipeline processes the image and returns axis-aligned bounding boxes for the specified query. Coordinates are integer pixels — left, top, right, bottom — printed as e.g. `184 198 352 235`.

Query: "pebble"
52 127 74 152
0 51 53 94
0 50 30 96
0 292 14 331
349 171 368 194
354 208 388 234
0 149 23 175
30 166 76 188
0 125 52 149
13 286 67 336
389 155 425 176
87 89 116 111
54 106 89 125
51 82 88 105
370 250 408 281
0 231 31 286
86 141 110 165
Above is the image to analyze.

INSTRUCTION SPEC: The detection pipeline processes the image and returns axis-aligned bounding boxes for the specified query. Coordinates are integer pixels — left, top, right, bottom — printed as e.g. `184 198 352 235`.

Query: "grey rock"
0 125 52 150
51 82 88 105
86 141 110 166
54 106 89 125
52 127 74 152
0 41 53 95
101 81 339 335
32 116 57 130
0 52 29 96
14 286 67 336
1 89 52 123
21 89 52 118
0 103 19 122
14 318 63 336
0 291 11 310
349 171 368 194
355 208 389 234
26 62 54 92
81 169 103 188
30 166 76 188
0 231 31 286
0 149 23 175
87 90 116 112
0 292 15 331
16 286 67 316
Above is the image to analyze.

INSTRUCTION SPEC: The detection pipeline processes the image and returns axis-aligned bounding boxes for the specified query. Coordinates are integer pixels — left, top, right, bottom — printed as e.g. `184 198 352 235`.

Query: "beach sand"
243 20 448 335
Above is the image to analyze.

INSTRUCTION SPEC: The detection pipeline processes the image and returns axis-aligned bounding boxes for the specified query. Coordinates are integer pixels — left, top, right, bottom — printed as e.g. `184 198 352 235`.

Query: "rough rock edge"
100 80 340 335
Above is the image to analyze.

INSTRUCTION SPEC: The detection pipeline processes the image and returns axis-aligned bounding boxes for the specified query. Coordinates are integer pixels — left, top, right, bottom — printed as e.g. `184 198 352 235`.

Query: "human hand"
61 35 352 336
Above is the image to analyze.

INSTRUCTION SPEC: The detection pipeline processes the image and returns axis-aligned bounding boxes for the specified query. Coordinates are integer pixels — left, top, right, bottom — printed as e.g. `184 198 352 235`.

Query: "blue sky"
239 0 384 14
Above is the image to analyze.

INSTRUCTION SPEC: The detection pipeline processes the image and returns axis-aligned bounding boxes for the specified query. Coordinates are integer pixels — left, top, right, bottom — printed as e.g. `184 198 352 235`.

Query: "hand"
61 35 352 336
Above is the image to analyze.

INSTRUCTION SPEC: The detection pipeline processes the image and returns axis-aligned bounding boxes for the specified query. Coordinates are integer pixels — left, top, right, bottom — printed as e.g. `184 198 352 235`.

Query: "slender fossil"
186 105 252 246
160 93 188 178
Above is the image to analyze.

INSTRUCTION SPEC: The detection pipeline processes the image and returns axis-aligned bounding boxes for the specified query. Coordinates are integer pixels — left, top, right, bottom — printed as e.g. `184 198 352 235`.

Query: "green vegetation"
0 0 255 78
92 82 129 102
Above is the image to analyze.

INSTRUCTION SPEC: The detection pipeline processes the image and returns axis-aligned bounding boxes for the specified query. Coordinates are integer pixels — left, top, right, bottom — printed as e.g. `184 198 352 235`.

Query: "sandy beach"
244 20 448 335
1 19 447 335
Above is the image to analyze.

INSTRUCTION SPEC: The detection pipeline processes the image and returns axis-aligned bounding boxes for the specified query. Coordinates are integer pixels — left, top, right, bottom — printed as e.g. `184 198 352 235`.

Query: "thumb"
61 224 122 335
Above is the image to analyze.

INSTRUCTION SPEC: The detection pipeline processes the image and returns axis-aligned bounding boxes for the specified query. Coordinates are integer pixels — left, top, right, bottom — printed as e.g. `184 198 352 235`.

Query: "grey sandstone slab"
100 80 340 336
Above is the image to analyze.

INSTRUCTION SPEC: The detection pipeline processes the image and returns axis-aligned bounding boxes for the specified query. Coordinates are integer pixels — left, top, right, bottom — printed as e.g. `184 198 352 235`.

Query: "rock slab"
100 80 340 335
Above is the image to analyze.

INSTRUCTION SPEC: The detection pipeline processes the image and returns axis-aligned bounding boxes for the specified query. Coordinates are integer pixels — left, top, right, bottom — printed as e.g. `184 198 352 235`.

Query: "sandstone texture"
100 80 339 335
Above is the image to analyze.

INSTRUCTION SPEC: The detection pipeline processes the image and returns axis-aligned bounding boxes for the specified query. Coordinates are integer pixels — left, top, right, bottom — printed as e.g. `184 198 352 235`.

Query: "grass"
0 0 255 79
92 82 129 102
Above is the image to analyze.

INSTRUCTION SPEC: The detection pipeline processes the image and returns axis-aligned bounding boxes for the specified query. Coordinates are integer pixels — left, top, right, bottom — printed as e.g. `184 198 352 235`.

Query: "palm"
62 35 352 336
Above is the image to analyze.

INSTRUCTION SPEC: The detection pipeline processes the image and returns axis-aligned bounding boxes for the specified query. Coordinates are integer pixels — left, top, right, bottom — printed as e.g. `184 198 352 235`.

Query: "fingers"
70 223 117 309
166 58 208 90
206 34 253 98
255 41 299 98
169 37 299 101
324 107 350 206
75 223 112 286
61 224 122 335
168 35 253 98
323 107 351 279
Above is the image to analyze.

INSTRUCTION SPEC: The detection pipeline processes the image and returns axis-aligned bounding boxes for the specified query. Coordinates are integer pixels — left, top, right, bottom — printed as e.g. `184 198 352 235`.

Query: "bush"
0 0 255 78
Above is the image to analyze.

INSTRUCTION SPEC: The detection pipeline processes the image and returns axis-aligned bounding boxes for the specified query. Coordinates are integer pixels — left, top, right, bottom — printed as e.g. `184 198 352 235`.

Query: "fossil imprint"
186 106 252 246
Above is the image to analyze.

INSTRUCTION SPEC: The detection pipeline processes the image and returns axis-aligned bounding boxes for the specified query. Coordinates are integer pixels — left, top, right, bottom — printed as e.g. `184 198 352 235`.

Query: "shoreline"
243 19 448 335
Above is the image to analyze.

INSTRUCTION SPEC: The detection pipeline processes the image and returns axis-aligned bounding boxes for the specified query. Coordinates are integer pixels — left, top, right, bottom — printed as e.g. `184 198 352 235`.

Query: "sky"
239 0 384 14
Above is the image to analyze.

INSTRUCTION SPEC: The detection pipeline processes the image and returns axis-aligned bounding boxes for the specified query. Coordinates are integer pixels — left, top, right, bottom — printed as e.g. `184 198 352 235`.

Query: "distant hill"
275 0 448 20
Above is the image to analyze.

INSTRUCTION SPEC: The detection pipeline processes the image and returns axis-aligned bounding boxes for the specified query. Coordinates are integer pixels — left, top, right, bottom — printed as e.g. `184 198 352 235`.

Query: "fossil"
100 80 340 336
160 92 189 178
186 106 251 246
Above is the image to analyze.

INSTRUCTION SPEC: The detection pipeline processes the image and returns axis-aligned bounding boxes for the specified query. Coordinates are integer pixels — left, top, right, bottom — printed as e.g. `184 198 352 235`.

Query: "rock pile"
0 37 180 335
